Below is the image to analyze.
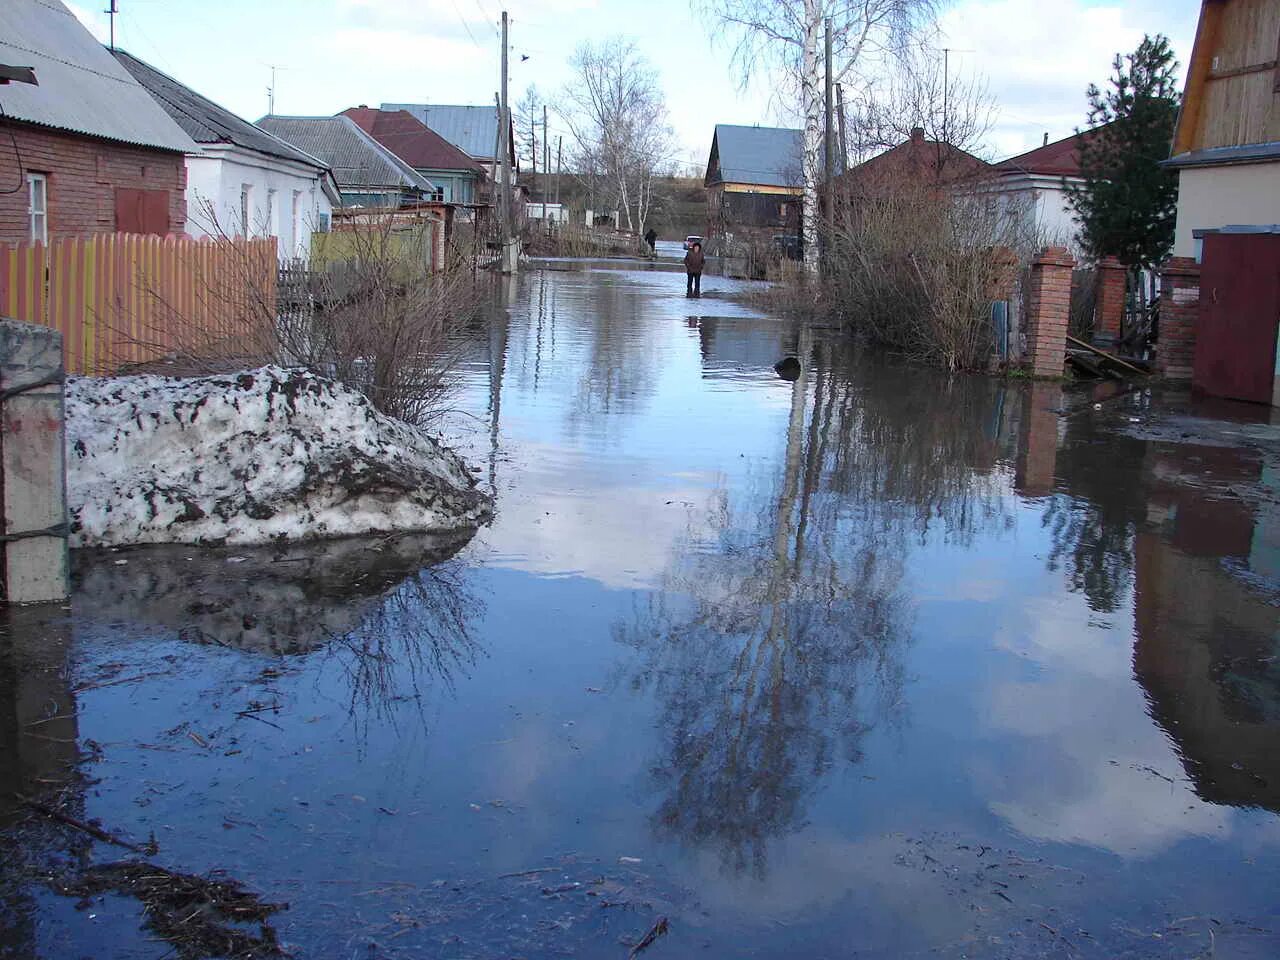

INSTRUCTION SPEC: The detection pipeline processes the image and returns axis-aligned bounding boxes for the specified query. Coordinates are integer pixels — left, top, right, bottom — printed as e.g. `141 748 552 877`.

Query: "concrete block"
1 319 69 603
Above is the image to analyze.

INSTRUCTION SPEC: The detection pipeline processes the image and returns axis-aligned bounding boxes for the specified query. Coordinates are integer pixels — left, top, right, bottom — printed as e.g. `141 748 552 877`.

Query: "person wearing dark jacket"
644 228 657 254
684 242 705 297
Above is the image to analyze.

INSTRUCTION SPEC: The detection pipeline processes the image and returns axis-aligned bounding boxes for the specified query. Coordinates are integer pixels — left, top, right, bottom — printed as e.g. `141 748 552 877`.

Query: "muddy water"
3 263 1280 958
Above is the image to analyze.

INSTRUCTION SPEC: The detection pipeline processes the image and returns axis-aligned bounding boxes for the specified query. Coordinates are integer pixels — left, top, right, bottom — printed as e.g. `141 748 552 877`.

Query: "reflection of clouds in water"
983 597 1231 856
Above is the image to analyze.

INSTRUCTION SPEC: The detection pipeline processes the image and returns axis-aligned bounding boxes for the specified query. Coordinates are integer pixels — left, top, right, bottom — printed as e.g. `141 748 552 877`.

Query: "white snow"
66 365 492 547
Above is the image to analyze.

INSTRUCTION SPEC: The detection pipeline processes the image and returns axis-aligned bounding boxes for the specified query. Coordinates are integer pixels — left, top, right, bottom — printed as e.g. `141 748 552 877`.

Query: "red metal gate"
1194 231 1280 405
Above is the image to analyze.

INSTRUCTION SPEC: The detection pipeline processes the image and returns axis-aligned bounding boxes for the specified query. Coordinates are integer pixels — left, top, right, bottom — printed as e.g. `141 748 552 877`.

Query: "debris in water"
627 916 670 958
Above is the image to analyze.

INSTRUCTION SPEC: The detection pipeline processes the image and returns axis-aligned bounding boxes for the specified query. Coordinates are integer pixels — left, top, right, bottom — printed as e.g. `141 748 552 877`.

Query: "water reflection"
619 334 1034 875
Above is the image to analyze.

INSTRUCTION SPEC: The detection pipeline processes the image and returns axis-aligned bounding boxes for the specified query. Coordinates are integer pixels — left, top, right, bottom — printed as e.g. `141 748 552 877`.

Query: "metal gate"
1194 230 1280 405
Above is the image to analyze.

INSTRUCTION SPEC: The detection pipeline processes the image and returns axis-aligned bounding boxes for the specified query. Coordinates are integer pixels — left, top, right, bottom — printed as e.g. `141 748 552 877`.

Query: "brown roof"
997 126 1110 179
341 106 486 175
840 128 992 191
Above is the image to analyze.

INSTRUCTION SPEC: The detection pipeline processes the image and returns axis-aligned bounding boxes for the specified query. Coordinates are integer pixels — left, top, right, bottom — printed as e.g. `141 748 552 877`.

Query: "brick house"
0 0 195 245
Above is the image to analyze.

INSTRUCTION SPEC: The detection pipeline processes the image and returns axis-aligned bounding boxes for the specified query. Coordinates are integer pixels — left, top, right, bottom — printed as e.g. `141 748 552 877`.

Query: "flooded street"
4 258 1280 958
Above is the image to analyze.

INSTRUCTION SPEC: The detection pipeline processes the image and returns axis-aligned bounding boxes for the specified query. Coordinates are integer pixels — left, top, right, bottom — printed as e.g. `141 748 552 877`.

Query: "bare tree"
846 45 996 170
513 84 543 178
558 37 677 234
698 0 938 270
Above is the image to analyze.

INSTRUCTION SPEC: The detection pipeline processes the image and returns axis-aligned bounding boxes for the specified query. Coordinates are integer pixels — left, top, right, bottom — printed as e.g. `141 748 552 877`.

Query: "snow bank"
66 366 492 547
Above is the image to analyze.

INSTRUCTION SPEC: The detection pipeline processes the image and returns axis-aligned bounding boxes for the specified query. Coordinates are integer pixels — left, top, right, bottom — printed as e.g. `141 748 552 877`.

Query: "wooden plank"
1065 334 1148 377
1174 0 1227 154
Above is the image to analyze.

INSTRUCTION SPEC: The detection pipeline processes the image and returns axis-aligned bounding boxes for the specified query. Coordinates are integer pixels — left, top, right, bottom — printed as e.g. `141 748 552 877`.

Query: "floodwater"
3 258 1280 959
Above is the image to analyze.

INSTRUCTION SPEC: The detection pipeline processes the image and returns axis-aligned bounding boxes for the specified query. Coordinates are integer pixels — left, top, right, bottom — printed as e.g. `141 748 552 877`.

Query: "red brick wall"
1157 257 1200 381
1025 246 1075 377
1094 256 1126 337
1014 381 1062 497
0 122 186 244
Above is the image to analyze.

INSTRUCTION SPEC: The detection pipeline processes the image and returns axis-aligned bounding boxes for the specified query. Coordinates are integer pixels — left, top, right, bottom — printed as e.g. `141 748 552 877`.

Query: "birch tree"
559 38 676 234
699 0 937 270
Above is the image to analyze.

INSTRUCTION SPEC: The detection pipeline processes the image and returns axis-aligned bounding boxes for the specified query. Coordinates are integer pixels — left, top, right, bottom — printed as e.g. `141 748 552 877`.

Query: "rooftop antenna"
105 0 118 51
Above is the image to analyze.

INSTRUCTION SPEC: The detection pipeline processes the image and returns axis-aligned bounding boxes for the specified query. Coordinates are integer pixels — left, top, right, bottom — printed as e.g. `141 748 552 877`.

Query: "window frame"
27 172 48 243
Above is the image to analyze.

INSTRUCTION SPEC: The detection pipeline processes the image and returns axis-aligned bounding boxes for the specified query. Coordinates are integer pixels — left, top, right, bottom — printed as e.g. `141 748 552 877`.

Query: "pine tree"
1067 35 1181 270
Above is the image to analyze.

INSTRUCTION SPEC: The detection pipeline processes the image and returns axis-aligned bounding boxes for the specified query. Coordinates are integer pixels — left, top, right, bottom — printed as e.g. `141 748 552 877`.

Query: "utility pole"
823 17 835 245
554 135 562 206
541 104 549 227
499 11 517 273
105 0 118 51
835 84 849 174
267 65 276 117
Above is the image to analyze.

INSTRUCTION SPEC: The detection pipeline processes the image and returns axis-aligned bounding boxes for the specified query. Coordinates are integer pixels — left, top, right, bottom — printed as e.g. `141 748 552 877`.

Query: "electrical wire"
0 101 29 195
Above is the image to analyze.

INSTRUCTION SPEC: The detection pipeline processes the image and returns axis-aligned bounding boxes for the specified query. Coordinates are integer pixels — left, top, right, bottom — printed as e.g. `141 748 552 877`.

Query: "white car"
684 235 703 250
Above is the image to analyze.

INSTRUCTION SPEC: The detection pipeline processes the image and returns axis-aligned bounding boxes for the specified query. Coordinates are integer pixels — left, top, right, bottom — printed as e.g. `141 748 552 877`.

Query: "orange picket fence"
0 233 277 375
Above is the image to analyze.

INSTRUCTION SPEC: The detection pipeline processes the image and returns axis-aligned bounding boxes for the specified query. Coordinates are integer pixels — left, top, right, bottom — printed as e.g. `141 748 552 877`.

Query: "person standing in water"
684 241 705 297
644 228 657 255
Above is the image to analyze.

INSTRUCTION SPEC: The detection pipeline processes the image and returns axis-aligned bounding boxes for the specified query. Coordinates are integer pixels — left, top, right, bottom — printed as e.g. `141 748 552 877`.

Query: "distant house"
1166 0 1280 259
990 128 1111 251
0 0 194 244
838 126 991 196
341 106 487 205
112 50 340 257
382 102 516 189
703 124 803 244
256 115 437 209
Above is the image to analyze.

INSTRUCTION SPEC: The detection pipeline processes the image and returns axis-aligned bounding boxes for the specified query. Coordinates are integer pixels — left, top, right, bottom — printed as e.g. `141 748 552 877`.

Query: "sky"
69 0 1199 172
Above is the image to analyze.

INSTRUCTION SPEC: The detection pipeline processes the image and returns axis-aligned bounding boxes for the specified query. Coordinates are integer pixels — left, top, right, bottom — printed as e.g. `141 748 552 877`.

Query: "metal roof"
1164 141 1280 169
256 115 436 193
112 49 327 170
0 0 195 153
705 124 803 188
343 107 485 174
382 103 498 161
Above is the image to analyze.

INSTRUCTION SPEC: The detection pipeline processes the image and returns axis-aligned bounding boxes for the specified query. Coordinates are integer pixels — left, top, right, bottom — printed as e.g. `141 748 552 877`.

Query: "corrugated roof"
997 126 1110 179
343 107 485 174
843 132 991 189
112 49 327 170
256 115 436 194
705 124 803 188
382 103 498 160
0 0 195 152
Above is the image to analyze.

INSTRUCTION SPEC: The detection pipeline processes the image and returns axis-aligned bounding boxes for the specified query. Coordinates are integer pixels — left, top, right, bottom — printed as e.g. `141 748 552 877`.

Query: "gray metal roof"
382 103 498 161
256 115 436 194
706 124 803 188
1163 141 1280 169
111 49 327 170
0 0 195 153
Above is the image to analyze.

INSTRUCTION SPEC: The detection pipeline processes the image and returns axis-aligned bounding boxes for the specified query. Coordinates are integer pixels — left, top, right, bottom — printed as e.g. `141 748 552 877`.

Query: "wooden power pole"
555 136 562 206
542 105 549 227
499 10 517 273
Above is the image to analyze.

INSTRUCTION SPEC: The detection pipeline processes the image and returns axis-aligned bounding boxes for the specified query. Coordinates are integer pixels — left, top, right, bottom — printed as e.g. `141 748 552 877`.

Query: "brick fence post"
1025 246 1075 377
1014 381 1063 497
1094 256 1127 339
1157 257 1200 381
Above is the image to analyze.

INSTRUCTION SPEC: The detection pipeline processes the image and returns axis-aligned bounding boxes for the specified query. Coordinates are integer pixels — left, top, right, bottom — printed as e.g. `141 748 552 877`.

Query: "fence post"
1024 246 1076 378
0 318 68 603
1156 257 1200 381
1093 256 1126 341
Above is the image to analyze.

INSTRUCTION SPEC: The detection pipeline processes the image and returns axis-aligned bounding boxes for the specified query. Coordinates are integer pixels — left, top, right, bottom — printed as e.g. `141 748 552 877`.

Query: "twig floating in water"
72 671 169 693
498 867 561 880
18 795 151 853
628 916 670 958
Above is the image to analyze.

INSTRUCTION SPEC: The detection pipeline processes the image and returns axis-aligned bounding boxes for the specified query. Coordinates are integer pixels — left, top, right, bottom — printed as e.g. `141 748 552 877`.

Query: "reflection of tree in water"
1039 410 1151 613
617 334 1013 876
72 533 484 726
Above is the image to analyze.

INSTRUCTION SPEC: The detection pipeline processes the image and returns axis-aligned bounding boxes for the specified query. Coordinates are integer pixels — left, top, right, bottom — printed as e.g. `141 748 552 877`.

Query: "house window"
28 173 48 243
267 187 278 238
240 183 253 236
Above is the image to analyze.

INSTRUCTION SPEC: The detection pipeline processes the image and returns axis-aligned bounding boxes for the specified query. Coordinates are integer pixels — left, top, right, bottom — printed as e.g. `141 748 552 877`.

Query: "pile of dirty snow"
66 365 492 547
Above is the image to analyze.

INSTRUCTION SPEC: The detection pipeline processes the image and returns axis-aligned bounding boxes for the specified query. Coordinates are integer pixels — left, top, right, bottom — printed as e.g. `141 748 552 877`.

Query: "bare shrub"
820 180 1037 371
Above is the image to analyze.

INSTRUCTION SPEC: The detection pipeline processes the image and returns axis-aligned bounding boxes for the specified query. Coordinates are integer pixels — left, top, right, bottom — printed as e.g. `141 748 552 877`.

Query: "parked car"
684 235 703 250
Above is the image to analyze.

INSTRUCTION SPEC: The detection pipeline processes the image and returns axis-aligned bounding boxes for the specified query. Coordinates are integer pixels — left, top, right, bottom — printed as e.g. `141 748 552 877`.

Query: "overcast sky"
70 0 1199 172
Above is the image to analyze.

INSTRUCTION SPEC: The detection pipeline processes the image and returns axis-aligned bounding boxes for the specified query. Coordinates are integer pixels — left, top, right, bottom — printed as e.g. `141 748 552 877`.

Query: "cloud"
938 0 1199 157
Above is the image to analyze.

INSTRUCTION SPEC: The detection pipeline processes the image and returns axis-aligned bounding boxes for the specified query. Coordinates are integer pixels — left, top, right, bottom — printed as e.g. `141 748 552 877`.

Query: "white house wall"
184 146 333 259
1172 162 1280 258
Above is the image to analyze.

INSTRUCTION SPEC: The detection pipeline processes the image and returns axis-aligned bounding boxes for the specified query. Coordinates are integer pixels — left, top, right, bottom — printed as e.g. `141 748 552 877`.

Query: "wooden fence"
0 233 276 375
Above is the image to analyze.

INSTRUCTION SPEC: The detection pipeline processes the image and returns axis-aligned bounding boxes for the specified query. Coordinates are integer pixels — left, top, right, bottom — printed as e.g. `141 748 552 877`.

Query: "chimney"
1043 131 1049 146
358 104 369 110
910 126 925 143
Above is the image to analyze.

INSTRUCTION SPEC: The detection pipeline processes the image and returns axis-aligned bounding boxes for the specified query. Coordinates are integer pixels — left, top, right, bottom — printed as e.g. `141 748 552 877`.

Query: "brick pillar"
1157 257 1200 381
1094 256 1126 338
1024 246 1075 378
1014 381 1062 497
